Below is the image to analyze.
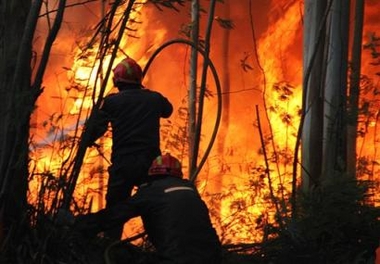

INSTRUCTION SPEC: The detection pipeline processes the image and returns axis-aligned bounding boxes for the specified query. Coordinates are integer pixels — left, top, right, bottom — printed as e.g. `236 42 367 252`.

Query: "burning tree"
0 0 379 263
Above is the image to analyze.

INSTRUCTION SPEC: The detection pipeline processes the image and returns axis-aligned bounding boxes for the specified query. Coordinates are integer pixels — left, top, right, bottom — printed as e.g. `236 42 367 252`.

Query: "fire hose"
142 38 222 182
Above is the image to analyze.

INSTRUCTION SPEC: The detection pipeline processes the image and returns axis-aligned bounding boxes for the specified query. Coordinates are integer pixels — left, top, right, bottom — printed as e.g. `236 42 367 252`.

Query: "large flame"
29 0 379 243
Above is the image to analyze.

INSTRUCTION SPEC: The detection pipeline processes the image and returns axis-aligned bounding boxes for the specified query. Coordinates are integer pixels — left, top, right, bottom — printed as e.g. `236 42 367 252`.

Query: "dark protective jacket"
89 87 173 163
85 85 173 240
102 176 222 264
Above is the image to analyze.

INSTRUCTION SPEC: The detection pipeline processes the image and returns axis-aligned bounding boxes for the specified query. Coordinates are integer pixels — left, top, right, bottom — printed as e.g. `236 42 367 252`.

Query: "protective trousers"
104 151 158 240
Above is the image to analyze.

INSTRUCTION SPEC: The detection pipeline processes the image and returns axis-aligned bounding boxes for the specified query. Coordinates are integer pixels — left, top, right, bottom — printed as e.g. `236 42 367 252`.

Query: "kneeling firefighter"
75 153 222 264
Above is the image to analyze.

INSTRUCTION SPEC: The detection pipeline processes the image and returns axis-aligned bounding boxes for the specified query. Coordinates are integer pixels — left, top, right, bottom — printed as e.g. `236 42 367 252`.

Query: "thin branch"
255 105 284 231
191 0 217 181
38 0 99 18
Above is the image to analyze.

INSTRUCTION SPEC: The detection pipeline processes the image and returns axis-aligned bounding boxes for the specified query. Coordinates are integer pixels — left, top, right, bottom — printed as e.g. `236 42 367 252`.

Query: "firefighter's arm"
103 200 139 231
161 96 173 118
84 108 109 146
74 201 138 236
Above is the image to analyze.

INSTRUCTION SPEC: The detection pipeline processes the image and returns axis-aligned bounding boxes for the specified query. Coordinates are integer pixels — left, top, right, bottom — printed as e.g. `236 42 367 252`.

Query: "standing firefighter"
75 153 222 264
87 57 173 240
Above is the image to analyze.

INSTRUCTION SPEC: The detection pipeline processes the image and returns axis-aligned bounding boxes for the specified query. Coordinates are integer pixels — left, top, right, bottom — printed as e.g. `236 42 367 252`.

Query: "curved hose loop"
142 38 222 182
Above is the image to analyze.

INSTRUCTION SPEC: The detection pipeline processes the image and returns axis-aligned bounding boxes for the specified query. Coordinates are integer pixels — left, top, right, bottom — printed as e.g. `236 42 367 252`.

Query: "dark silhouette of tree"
0 0 67 258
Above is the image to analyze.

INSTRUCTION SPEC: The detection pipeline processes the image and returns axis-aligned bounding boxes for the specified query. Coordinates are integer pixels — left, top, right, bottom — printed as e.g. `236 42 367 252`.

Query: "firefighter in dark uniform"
76 153 222 264
87 57 173 240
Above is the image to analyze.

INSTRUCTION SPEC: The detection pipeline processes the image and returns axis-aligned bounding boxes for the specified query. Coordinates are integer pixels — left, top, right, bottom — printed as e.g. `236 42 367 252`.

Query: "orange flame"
30 1 380 244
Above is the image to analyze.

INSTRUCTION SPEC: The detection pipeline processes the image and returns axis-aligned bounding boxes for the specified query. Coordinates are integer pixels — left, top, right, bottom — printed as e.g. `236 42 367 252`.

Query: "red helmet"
148 154 183 178
112 57 143 85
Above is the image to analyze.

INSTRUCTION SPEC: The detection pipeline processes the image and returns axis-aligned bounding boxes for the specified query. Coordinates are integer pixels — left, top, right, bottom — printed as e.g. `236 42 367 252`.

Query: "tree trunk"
347 0 364 177
189 0 200 178
0 0 66 255
0 0 33 250
301 0 326 191
321 0 350 180
190 0 217 182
